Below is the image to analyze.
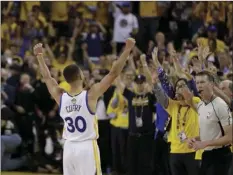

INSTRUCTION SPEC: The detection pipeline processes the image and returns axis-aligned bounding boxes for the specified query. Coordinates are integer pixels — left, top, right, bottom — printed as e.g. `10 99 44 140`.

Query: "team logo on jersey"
71 98 76 104
119 19 128 28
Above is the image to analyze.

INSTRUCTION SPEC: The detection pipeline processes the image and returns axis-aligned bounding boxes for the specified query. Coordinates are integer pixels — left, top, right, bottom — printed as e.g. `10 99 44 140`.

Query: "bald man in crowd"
214 80 233 110
219 80 233 98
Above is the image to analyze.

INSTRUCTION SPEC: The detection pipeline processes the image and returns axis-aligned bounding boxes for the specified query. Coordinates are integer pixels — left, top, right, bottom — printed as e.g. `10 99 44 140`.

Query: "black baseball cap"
135 74 146 84
207 25 217 32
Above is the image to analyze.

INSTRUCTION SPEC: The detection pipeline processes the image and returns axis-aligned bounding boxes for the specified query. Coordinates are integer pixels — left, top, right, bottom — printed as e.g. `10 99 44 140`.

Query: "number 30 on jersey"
65 116 87 133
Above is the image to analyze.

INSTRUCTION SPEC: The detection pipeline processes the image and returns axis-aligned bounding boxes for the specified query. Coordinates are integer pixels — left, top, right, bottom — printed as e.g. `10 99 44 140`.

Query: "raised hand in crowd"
140 54 152 85
151 47 160 69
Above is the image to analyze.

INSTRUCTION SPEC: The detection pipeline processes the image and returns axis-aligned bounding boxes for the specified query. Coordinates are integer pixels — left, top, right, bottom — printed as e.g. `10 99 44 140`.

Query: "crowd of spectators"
1 1 233 175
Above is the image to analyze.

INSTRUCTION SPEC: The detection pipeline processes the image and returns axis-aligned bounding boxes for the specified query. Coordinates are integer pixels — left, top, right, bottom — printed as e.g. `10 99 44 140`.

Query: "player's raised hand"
33 43 43 56
125 38 136 50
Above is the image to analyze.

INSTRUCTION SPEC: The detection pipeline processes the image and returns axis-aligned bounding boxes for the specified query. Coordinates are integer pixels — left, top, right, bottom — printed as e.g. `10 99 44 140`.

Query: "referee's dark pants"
170 152 199 175
128 132 154 175
200 147 232 175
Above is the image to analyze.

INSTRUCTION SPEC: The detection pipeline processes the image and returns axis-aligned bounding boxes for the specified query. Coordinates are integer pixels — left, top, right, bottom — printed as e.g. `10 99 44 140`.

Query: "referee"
187 71 232 175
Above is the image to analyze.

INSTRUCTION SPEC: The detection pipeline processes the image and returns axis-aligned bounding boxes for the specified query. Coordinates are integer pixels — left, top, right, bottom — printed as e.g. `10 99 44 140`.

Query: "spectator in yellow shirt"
206 2 226 23
43 38 76 82
193 25 227 53
154 78 201 175
95 2 110 27
51 1 70 37
107 91 129 174
20 1 41 22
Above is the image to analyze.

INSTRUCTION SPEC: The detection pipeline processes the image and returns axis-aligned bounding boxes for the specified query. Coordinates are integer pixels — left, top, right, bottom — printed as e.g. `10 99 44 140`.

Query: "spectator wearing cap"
117 72 156 175
207 7 228 41
112 2 139 55
193 24 227 53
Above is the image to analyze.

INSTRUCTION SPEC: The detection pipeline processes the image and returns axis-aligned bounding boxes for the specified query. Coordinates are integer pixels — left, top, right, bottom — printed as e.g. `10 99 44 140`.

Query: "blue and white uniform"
60 90 101 175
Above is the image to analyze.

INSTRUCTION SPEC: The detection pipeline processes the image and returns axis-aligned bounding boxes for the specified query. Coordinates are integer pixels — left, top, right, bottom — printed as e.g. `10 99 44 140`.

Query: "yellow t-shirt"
197 37 226 52
1 22 18 40
1 23 10 40
20 1 41 21
72 2 97 20
140 2 158 18
52 59 76 81
107 91 129 128
35 13 48 28
95 2 109 26
195 149 204 160
206 2 226 23
59 81 71 93
51 2 69 22
192 2 205 19
166 97 201 154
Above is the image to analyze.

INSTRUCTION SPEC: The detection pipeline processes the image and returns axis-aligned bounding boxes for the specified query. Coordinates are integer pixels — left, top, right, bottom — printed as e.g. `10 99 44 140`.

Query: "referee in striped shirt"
186 71 232 175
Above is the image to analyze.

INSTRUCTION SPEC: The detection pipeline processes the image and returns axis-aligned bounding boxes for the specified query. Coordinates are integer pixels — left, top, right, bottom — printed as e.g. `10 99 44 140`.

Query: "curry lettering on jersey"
66 104 82 113
60 91 98 141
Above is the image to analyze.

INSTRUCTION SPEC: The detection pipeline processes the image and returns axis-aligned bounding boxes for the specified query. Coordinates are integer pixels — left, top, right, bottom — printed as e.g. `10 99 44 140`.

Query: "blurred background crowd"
1 1 233 175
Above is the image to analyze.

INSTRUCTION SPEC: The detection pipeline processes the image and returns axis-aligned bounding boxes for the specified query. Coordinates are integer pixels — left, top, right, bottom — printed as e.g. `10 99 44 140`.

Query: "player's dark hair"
63 64 82 83
196 71 215 82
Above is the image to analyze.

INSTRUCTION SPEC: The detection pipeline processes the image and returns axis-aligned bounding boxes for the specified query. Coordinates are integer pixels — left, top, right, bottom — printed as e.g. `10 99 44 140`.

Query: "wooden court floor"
1 172 61 175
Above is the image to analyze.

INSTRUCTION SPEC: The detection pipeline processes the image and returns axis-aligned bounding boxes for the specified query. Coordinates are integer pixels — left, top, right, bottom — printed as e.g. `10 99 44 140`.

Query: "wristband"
157 67 163 74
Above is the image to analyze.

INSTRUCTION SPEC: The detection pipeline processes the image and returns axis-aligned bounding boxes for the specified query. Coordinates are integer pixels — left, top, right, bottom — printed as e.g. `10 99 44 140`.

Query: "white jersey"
59 91 99 141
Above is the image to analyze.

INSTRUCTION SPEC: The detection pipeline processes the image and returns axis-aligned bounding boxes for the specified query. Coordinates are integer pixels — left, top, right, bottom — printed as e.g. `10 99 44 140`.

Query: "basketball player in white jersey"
33 38 136 175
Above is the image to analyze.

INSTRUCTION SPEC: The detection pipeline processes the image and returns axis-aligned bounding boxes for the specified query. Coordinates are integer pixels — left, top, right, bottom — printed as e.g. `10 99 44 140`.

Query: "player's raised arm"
33 43 63 104
89 38 136 100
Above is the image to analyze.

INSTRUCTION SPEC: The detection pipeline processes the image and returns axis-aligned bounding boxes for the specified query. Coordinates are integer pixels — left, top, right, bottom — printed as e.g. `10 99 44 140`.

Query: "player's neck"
69 85 83 96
